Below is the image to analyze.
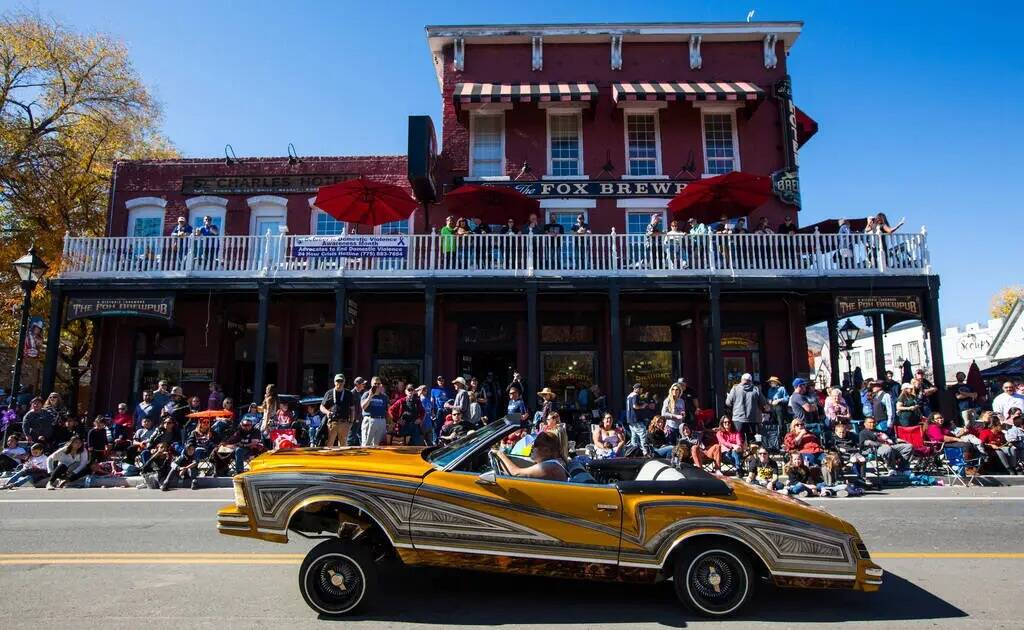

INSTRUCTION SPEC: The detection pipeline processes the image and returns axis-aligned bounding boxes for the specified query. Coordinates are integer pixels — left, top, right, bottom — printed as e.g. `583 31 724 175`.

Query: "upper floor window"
309 197 347 235
908 341 921 366
545 210 586 233
125 197 167 237
185 196 228 234
625 111 661 177
247 195 288 236
469 113 505 178
548 111 583 177
625 210 666 235
701 109 740 175
378 218 411 235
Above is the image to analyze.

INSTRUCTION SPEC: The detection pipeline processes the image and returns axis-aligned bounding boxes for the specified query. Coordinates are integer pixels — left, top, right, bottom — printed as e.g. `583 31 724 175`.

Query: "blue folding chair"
942 446 982 487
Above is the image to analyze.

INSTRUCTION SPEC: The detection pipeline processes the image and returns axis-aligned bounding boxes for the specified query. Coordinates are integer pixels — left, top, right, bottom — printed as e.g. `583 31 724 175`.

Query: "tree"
990 285 1024 320
1 12 176 408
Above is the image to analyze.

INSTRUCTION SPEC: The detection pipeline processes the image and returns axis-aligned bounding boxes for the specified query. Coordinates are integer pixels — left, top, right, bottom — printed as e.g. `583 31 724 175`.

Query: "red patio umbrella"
668 171 773 224
443 184 540 226
314 178 419 227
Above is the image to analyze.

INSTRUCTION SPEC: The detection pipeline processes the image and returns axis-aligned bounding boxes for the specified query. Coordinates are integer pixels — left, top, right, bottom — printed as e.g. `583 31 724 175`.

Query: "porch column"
871 314 886 380
526 286 538 406
252 283 270 404
827 313 841 387
332 286 346 376
709 284 725 417
41 286 65 395
925 278 950 414
608 284 623 416
424 285 436 384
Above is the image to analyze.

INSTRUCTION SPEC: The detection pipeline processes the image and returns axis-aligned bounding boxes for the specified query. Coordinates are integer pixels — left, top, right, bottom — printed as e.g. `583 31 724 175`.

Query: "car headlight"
233 479 248 508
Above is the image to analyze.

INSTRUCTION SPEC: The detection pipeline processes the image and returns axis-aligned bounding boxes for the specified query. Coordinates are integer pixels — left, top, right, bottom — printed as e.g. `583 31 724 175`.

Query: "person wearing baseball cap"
316 374 352 447
788 378 819 424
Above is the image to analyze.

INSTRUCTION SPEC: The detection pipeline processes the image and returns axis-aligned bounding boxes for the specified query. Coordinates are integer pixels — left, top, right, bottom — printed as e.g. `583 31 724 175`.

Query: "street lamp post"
838 318 861 390
9 246 48 409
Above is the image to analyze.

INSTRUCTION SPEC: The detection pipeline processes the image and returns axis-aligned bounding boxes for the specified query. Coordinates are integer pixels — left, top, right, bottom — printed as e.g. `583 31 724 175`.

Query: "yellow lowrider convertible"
218 418 882 618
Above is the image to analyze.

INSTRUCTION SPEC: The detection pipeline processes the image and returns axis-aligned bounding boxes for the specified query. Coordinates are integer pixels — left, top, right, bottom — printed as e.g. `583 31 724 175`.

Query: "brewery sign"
484 179 688 198
66 296 175 322
835 295 922 319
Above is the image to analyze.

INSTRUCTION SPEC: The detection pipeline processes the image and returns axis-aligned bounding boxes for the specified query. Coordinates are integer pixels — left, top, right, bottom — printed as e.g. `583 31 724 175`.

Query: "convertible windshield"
425 420 511 469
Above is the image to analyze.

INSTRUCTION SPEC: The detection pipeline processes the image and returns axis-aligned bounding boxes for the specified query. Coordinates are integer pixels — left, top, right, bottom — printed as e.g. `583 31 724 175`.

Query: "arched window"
125 197 167 237
247 195 289 236
185 196 228 234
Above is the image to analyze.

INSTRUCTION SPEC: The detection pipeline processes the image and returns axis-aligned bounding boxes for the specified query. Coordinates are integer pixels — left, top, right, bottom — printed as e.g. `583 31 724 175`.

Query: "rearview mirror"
476 470 497 486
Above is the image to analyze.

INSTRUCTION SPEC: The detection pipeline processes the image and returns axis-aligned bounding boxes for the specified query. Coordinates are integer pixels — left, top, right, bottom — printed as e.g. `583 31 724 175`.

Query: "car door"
409 468 623 575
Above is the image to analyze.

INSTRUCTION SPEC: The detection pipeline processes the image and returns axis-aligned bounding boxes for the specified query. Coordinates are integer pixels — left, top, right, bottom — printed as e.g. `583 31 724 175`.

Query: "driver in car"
495 431 568 482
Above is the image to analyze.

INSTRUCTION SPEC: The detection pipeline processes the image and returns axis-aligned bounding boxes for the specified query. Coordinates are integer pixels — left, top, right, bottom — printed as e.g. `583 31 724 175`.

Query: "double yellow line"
1 551 1023 565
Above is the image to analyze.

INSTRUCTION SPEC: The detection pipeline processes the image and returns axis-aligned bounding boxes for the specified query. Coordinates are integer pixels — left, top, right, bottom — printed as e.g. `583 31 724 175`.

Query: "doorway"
723 351 761 390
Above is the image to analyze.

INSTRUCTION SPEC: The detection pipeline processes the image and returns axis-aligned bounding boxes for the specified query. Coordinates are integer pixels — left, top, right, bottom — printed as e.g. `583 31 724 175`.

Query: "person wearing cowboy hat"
767 376 789 426
535 387 559 429
452 377 472 425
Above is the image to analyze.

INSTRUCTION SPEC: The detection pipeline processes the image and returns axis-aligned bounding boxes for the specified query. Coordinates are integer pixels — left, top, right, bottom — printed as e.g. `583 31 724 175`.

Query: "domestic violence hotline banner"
291 235 408 259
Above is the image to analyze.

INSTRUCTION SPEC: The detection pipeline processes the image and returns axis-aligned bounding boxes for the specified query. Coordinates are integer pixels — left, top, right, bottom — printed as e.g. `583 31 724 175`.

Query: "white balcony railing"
57 229 931 280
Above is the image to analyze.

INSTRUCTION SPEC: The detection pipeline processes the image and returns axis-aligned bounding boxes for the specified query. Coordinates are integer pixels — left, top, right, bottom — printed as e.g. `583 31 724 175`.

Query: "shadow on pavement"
324 566 965 626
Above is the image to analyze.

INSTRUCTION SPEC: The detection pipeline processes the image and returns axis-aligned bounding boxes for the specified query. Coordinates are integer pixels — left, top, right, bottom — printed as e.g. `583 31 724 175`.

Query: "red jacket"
112 412 134 429
388 395 423 423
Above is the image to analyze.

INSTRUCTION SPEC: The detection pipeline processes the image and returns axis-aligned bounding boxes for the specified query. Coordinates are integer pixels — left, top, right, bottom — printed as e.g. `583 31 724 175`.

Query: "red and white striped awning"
454 82 599 104
612 81 763 102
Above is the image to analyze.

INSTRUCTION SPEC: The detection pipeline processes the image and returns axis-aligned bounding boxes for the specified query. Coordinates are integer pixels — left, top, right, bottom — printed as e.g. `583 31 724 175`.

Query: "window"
545 210 586 233
864 350 875 374
701 109 740 175
314 211 347 235
541 351 597 405
625 211 665 235
469 113 505 178
186 196 228 234
624 350 675 397
125 197 167 237
892 343 905 367
378 219 410 235
624 111 661 176
547 111 583 177
908 341 921 366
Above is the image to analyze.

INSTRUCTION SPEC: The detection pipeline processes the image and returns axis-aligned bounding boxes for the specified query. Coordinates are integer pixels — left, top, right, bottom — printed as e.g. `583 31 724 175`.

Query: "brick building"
42 21 945 415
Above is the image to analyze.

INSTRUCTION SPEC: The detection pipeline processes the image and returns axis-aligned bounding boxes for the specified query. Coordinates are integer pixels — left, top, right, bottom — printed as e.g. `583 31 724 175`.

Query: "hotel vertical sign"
772 75 801 208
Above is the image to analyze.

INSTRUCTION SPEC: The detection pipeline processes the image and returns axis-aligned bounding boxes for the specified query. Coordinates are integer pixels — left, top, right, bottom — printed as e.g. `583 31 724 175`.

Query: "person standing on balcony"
686 217 708 267
521 213 542 235
440 215 457 268
170 216 192 263
645 213 664 269
777 216 797 234
754 217 774 234
666 219 686 269
196 215 220 266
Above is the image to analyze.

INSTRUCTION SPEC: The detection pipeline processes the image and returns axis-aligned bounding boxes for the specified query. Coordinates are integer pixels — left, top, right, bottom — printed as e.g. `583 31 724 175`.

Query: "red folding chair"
895 424 942 472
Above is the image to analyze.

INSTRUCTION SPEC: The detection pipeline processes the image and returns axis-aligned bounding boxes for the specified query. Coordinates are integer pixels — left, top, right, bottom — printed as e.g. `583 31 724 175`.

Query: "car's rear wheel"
299 539 377 616
673 542 754 618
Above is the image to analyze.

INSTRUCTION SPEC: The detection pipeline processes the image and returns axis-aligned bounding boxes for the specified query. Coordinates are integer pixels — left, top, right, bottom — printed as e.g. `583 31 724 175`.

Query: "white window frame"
467 111 508 181
308 197 347 235
247 195 289 235
185 195 228 235
623 209 668 235
697 103 742 177
545 108 586 180
543 208 589 230
622 108 666 179
125 197 167 237
373 216 414 235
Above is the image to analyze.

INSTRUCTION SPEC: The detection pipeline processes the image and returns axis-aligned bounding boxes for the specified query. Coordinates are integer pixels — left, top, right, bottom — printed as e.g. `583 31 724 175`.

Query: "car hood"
246 446 434 479
724 476 858 536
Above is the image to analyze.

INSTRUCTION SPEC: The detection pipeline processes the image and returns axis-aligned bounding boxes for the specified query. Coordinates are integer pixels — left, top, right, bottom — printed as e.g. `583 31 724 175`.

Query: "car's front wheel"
673 542 754 618
299 539 377 616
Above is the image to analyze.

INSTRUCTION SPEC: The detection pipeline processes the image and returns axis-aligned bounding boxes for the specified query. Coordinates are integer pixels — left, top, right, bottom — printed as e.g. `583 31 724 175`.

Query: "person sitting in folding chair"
974 411 1018 474
858 416 913 472
924 412 982 461
783 419 825 468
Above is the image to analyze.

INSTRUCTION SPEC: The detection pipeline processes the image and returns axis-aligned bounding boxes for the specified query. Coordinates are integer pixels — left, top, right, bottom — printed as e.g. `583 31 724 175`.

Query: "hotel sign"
835 295 922 319
485 179 688 198
66 296 175 322
182 174 355 195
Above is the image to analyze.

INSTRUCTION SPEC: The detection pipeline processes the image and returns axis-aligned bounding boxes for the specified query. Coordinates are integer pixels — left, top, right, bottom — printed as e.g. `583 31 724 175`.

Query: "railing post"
526 232 535 277
707 232 716 273
920 226 929 272
184 233 196 275
261 229 272 276
812 227 821 274
876 232 887 274
429 228 437 272
62 231 70 274
610 229 619 273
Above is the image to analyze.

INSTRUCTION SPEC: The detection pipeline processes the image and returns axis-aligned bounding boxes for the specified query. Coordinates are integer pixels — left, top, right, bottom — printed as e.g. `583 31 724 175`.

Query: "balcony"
57 231 930 281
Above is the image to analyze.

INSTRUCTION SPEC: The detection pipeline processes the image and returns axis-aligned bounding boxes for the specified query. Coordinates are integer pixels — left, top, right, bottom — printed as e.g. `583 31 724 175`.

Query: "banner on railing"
291 235 408 259
66 296 175 322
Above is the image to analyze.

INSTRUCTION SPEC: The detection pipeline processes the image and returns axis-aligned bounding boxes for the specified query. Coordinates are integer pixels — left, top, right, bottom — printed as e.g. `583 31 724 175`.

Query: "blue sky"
17 0 1024 328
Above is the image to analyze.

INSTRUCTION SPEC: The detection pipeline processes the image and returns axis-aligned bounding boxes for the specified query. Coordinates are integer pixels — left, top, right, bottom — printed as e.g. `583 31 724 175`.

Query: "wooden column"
609 284 623 416
41 286 65 395
424 285 436 384
526 286 538 408
710 284 725 417
827 313 841 387
871 314 886 380
332 286 346 376
252 284 270 404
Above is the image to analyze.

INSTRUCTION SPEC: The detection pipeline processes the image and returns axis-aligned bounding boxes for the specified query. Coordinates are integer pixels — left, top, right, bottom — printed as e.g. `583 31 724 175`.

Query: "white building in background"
814 302 1024 385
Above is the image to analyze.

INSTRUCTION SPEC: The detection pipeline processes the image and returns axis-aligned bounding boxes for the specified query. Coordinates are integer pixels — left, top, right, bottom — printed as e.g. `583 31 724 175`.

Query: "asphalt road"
1 486 1022 629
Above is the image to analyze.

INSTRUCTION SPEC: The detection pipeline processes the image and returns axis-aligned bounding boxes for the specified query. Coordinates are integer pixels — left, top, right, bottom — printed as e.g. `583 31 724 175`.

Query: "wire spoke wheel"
300 540 377 616
675 545 752 617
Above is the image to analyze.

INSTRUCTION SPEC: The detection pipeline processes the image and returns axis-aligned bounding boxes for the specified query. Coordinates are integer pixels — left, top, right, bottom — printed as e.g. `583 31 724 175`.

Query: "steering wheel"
488 450 508 476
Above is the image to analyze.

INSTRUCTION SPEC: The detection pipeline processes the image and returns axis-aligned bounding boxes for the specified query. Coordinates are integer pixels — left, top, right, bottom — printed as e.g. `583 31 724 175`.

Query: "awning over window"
612 81 763 102
453 82 599 104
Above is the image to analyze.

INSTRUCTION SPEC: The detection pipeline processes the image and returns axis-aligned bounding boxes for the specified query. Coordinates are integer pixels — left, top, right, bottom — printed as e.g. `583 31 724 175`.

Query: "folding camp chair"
895 425 943 473
942 446 983 487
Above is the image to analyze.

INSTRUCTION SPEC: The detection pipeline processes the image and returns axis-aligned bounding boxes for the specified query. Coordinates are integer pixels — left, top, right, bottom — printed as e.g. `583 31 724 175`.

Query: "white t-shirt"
992 393 1024 418
2 446 26 460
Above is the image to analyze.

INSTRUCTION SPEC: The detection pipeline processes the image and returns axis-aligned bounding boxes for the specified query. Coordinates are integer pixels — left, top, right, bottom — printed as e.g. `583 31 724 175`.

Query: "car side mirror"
476 470 498 486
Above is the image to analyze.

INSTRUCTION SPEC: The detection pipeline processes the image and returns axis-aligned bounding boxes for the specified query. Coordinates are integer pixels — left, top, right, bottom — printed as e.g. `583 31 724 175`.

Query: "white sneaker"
46 482 55 490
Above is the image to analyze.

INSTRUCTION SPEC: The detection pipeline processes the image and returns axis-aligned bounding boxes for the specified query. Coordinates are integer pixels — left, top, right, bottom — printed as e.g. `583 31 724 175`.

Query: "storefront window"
540 324 594 344
133 360 182 396
541 351 596 406
624 350 675 397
